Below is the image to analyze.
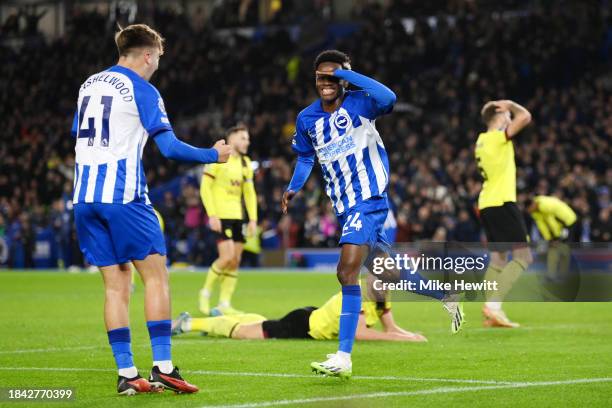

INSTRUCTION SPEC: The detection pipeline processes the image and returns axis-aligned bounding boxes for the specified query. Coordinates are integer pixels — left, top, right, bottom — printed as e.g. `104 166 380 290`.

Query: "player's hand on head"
208 216 221 232
213 140 232 163
281 190 296 214
493 100 512 112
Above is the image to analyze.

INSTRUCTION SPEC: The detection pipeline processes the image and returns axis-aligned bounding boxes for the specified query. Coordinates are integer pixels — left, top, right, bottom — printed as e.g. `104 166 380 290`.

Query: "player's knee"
232 256 242 270
217 256 233 269
105 285 130 303
337 263 361 285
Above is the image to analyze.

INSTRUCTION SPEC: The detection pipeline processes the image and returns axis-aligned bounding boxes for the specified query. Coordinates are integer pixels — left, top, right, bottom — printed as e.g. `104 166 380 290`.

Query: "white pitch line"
204 378 612 408
0 345 98 355
186 370 512 385
0 366 511 385
0 367 110 372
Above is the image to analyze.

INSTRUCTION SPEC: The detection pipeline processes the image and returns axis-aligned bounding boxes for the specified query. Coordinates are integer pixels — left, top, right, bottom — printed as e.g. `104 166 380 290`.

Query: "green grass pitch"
0 270 611 407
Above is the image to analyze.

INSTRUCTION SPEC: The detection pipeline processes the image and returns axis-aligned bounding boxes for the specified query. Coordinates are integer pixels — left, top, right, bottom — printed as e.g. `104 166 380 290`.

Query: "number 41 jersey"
71 65 172 205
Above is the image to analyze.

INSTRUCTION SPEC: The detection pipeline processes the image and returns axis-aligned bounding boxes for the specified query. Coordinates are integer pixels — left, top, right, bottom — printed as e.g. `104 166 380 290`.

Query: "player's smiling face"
316 62 344 103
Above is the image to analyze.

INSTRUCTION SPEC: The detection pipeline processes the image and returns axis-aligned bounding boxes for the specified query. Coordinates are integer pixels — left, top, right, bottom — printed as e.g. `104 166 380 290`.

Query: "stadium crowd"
0 1 610 268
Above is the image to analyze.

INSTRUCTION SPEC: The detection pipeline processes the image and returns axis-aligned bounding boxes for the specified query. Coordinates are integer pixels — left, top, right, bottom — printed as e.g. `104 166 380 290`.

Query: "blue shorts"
338 196 389 248
74 201 166 267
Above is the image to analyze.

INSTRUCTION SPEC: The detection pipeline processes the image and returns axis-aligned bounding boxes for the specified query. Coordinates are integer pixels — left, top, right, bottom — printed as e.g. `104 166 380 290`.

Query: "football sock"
484 264 503 306
547 246 560 280
336 350 352 364
219 269 238 305
558 243 571 277
203 261 223 295
108 327 136 375
487 260 527 303
118 366 138 378
191 316 241 337
338 285 361 354
154 360 174 374
147 320 173 374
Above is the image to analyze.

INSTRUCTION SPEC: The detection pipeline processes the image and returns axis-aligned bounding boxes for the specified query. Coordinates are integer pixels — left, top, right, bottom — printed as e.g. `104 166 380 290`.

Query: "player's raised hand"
213 140 232 163
208 216 221 232
281 190 296 214
493 100 512 113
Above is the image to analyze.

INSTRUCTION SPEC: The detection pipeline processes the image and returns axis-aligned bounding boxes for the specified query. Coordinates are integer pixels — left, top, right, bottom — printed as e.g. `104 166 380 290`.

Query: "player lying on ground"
475 100 533 328
172 287 427 343
199 125 257 316
71 24 232 395
283 50 463 378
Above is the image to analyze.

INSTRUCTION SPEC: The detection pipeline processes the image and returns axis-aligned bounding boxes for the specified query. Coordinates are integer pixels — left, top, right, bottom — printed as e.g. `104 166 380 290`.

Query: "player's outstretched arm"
154 130 232 163
495 100 532 139
355 315 426 342
379 310 425 340
331 69 396 113
282 153 315 214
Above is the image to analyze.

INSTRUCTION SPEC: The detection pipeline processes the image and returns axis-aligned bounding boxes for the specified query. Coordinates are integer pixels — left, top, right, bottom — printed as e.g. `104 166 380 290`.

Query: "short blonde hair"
115 24 164 57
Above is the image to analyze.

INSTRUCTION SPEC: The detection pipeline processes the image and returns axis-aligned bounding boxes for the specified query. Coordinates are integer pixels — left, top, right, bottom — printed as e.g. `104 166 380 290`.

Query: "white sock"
485 301 502 311
201 288 210 298
118 366 138 378
154 360 174 374
218 300 230 308
182 318 192 332
336 351 352 364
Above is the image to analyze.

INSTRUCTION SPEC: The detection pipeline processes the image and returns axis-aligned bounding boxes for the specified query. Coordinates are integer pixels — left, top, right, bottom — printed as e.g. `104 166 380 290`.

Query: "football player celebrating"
283 50 463 378
71 24 231 395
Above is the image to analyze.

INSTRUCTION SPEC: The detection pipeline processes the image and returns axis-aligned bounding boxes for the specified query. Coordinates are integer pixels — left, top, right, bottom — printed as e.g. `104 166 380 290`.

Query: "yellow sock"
190 316 240 337
493 259 527 301
203 261 223 295
483 264 502 302
219 269 238 305
547 246 560 280
558 243 571 278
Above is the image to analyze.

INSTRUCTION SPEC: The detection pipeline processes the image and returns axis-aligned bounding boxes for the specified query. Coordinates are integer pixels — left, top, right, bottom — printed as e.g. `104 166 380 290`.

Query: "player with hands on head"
476 99 533 328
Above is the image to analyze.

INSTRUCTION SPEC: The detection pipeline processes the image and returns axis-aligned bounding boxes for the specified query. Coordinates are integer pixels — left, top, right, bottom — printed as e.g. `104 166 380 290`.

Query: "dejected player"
282 50 463 379
199 125 257 316
71 24 231 395
476 100 533 328
172 290 427 343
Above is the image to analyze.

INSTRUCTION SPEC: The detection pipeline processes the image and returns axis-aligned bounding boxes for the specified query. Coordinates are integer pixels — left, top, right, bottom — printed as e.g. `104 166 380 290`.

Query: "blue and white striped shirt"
71 65 172 205
292 90 391 215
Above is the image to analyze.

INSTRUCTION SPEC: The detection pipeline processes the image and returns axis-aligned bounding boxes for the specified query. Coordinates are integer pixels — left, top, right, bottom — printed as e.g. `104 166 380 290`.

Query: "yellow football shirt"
475 130 517 209
308 291 390 340
200 154 257 221
531 195 577 240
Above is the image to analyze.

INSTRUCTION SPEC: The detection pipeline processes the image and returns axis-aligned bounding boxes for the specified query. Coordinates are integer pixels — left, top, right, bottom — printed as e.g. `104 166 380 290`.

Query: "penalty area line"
205 377 612 408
